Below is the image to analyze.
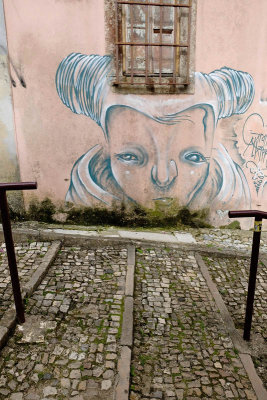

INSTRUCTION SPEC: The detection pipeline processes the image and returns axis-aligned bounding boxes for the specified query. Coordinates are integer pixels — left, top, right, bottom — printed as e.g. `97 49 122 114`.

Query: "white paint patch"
216 210 229 219
190 170 194 175
118 231 178 243
174 232 196 243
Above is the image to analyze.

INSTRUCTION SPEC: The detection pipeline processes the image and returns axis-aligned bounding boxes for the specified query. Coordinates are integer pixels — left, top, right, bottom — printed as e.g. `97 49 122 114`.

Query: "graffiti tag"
242 113 267 168
246 161 267 194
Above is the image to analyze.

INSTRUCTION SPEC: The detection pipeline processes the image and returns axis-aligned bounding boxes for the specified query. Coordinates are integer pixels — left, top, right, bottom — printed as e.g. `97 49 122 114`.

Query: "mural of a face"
107 106 214 207
56 54 255 215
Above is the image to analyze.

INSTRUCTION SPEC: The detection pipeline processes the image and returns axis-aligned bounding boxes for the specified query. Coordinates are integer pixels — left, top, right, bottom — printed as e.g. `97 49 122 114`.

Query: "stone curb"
120 297 134 347
0 325 10 348
239 353 267 400
23 241 61 296
115 346 131 400
0 240 61 349
127 244 135 267
196 253 267 400
125 265 134 297
115 245 135 400
2 226 265 259
261 255 267 268
125 244 135 297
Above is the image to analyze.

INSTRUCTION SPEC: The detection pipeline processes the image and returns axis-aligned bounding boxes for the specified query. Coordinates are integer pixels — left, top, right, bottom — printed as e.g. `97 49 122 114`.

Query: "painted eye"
116 153 139 164
115 146 148 167
184 152 206 163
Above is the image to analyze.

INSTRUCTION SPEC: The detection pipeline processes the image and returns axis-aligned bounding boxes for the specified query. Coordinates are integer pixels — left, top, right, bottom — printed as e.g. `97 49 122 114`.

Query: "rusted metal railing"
0 182 37 323
114 0 191 86
228 210 267 341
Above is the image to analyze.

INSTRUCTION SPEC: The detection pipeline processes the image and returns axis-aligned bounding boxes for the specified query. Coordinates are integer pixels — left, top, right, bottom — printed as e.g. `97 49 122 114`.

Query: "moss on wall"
5 198 212 229
219 221 241 230
1 198 55 224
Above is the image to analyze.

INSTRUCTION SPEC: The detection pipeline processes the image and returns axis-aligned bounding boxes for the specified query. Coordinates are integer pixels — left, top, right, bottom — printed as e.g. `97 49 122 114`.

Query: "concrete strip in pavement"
116 245 135 400
23 241 61 296
115 346 132 400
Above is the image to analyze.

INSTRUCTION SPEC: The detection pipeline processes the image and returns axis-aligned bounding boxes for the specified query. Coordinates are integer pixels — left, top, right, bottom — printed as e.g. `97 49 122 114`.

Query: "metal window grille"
114 0 192 87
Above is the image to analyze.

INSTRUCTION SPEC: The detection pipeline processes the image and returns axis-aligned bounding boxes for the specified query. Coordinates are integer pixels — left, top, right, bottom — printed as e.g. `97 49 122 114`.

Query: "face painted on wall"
107 106 215 207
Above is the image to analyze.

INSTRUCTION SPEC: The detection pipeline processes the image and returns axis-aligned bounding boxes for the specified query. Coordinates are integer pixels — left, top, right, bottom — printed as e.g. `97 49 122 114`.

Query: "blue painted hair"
55 53 112 126
56 53 255 126
202 68 254 118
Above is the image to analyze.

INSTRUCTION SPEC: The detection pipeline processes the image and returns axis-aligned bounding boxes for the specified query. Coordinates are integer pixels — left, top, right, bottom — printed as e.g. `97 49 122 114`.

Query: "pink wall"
3 0 267 227
3 0 106 202
0 0 21 209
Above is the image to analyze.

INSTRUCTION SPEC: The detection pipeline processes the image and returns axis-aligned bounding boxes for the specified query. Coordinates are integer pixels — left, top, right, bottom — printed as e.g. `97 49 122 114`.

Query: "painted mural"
238 113 267 199
55 53 261 220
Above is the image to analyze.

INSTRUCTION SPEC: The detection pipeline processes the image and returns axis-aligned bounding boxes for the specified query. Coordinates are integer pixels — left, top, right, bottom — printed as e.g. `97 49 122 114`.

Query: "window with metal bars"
109 0 195 92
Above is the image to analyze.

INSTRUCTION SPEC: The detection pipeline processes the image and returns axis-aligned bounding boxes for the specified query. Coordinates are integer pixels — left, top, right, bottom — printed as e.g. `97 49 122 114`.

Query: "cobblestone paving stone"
203 254 267 387
193 229 267 253
0 241 51 319
0 245 127 400
130 247 258 400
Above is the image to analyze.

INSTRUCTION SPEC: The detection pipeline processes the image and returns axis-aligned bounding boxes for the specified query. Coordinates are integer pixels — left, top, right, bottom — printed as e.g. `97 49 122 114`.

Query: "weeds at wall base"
2 197 213 229
219 221 241 230
65 203 213 229
0 198 55 224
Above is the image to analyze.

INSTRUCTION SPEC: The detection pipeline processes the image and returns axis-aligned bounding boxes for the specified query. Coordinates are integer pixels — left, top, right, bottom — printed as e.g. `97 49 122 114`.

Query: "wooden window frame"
105 0 197 94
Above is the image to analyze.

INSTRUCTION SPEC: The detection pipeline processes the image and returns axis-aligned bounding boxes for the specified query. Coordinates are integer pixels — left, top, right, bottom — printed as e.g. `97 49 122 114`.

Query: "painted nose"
151 159 178 189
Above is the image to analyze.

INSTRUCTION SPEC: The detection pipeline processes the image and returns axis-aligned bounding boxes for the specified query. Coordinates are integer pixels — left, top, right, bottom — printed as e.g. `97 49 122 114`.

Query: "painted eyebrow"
154 114 195 125
173 117 195 124
174 114 194 120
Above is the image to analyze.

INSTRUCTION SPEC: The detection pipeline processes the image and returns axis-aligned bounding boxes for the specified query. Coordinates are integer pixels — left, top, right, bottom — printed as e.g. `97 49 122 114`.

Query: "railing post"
0 190 25 323
243 216 262 341
228 210 267 341
0 181 37 323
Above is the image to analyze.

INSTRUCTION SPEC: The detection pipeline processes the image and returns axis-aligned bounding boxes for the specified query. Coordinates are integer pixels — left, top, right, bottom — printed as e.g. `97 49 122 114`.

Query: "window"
105 0 196 93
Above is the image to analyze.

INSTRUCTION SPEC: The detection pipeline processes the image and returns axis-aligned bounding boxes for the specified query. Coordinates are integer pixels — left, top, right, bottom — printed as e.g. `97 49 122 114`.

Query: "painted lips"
153 197 174 207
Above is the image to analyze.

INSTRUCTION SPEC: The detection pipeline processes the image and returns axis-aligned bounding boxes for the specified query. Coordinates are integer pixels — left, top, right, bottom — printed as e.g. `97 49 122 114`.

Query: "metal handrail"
0 182 37 191
228 209 266 341
0 182 37 323
229 210 267 219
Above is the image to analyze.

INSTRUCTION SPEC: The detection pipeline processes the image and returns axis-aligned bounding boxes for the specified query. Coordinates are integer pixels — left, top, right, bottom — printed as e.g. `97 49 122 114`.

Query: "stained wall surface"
2 0 267 227
0 0 21 209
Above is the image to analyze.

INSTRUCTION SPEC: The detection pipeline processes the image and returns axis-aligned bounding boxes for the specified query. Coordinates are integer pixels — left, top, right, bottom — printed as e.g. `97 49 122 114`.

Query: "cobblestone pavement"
203 254 267 387
130 247 258 400
0 242 51 319
193 229 267 253
0 231 265 400
0 245 127 400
